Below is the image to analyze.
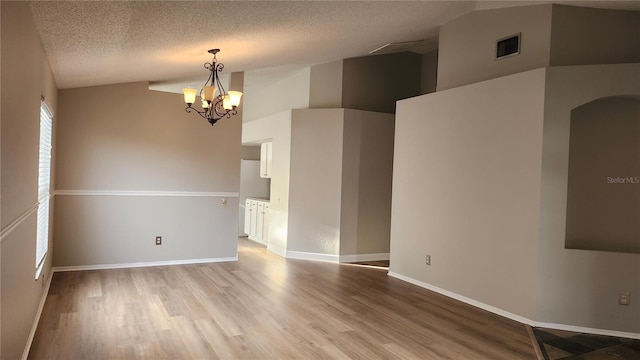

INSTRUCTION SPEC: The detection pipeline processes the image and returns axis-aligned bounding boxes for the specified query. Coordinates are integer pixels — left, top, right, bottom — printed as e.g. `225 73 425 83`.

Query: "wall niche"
565 96 640 253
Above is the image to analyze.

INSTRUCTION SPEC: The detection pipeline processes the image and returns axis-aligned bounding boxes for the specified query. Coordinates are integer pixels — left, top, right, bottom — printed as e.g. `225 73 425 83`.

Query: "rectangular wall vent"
496 33 521 59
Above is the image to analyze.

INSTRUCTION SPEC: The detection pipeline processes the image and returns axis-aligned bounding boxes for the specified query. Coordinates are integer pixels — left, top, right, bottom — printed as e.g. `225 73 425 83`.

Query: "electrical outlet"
221 198 227 205
425 255 431 266
155 236 162 246
619 292 630 305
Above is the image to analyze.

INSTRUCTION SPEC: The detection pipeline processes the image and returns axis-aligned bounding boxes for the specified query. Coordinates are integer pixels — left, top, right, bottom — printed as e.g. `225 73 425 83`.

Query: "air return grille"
496 33 520 59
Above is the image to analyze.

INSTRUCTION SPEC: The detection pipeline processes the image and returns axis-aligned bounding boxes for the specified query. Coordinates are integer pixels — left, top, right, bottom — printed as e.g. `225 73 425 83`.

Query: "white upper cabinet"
260 142 273 178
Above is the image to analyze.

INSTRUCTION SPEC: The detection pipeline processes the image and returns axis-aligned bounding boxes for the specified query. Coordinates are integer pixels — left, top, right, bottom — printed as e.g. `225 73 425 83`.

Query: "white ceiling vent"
369 40 426 55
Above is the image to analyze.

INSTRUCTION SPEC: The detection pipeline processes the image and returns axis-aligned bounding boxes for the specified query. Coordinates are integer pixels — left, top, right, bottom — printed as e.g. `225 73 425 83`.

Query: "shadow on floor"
533 327 640 360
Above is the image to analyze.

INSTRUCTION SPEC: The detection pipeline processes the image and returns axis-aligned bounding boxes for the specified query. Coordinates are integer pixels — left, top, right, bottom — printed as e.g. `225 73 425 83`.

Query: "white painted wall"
538 64 640 334
390 68 547 321
1 2 58 358
242 67 311 123
242 111 292 256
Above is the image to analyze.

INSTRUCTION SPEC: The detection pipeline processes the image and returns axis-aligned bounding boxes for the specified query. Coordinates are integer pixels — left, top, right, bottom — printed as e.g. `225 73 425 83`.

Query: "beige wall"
54 196 238 266
243 108 394 260
565 97 640 254
57 82 240 192
243 67 310 123
437 4 639 91
309 53 421 114
538 64 640 333
340 109 394 257
342 52 421 114
288 109 344 255
54 81 241 266
242 110 292 256
241 146 261 160
391 68 546 321
437 4 552 90
1 2 58 358
420 50 438 95
309 60 343 109
550 6 640 66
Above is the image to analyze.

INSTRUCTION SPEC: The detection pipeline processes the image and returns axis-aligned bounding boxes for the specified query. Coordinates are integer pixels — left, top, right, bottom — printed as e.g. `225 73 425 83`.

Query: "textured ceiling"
29 1 640 90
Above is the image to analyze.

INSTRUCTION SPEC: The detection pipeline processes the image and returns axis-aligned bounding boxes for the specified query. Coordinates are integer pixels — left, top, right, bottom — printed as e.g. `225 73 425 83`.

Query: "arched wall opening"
565 95 640 254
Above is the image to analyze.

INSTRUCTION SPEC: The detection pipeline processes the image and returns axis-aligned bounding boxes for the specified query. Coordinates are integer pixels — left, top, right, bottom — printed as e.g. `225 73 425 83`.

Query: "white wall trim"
54 190 239 197
286 250 339 263
0 202 38 244
339 252 390 263
52 256 238 272
388 271 640 340
22 269 54 360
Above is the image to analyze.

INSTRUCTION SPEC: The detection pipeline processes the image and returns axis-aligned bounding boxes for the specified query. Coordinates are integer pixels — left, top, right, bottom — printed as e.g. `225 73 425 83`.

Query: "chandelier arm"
211 106 236 119
185 106 209 120
202 62 215 100
210 62 223 95
211 98 230 117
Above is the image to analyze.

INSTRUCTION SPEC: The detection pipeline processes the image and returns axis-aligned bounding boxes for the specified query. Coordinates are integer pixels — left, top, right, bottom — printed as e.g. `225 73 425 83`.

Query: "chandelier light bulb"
182 88 197 105
222 95 232 110
228 91 243 107
202 86 216 101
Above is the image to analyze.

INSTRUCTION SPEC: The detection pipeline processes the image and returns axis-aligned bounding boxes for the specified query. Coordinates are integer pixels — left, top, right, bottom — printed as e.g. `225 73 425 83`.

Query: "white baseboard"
387 271 534 325
247 236 267 246
52 256 238 272
388 271 640 340
286 250 339 263
22 269 54 360
339 252 390 263
267 243 287 257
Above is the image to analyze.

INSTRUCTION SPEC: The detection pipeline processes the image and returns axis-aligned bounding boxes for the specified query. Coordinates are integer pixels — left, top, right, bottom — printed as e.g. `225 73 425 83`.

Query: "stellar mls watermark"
607 176 639 184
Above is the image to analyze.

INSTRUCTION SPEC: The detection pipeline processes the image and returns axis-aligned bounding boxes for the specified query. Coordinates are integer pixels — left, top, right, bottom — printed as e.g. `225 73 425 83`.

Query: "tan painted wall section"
391 68 546 321
1 2 58 358
54 81 241 266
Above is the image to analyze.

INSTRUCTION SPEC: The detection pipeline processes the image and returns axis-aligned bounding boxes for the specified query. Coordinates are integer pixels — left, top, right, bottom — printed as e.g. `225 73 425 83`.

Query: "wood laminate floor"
29 239 536 359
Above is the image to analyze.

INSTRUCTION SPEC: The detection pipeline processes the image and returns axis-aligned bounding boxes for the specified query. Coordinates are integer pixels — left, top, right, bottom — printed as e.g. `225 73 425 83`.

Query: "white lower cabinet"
244 198 270 244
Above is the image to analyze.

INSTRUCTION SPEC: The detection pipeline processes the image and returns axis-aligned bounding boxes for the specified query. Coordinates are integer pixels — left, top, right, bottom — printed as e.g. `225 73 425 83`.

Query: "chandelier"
182 49 243 126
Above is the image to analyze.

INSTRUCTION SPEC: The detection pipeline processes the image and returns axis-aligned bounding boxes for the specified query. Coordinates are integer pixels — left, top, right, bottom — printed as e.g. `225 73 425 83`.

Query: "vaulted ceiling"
28 1 640 90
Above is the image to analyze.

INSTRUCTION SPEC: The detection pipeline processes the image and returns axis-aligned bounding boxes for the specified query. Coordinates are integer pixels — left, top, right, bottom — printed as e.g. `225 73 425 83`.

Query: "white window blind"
36 100 53 278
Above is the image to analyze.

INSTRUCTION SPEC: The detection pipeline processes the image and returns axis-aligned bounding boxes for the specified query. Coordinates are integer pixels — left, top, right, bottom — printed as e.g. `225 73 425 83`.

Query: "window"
36 100 53 279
